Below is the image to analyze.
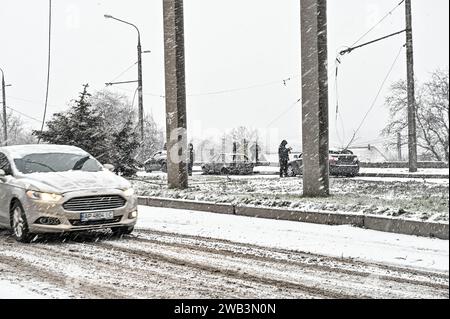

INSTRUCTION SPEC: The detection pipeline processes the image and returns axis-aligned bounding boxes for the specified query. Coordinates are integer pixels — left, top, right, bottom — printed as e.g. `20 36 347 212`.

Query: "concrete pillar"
301 0 329 197
163 0 188 189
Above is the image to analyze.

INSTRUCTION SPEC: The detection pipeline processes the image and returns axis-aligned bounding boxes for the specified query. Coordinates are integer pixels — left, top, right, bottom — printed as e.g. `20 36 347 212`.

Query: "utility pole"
0 68 7 146
397 132 402 161
405 0 418 172
163 0 189 189
104 15 144 141
137 36 144 140
301 0 330 197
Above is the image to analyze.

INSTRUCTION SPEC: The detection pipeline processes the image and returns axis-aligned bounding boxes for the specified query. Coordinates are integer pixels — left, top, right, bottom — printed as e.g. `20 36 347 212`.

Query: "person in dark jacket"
188 143 194 176
278 140 291 177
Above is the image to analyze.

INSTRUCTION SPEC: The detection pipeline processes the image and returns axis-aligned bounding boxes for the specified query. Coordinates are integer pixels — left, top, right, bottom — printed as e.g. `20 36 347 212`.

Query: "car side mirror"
103 164 115 172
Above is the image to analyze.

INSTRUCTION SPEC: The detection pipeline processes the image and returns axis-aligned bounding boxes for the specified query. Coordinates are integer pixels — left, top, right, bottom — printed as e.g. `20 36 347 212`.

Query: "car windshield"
14 152 103 174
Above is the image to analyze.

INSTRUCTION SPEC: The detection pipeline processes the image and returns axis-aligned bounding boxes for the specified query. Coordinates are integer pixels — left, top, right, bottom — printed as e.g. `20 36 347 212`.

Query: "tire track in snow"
129 231 449 292
95 240 359 299
135 228 449 280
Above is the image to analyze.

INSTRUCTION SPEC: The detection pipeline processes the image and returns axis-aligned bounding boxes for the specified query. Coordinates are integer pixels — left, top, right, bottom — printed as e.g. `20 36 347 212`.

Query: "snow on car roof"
0 144 88 158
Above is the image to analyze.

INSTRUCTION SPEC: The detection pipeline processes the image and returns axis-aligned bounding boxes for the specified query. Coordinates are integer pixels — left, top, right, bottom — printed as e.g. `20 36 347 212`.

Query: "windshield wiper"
72 156 90 170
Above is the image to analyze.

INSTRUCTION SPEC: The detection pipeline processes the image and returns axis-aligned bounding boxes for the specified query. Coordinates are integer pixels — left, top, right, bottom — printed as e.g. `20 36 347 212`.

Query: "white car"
0 144 138 242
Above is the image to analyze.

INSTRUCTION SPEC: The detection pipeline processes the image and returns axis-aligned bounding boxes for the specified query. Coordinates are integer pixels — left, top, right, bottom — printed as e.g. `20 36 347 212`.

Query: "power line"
346 45 405 149
113 75 297 99
109 61 137 83
264 98 302 128
7 95 59 110
6 105 42 123
350 0 406 48
114 86 165 98
187 77 296 97
38 0 52 142
335 1 406 150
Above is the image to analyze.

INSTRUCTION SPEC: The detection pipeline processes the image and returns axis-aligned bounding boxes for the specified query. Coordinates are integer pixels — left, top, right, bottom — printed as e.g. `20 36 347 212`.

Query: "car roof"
0 144 88 158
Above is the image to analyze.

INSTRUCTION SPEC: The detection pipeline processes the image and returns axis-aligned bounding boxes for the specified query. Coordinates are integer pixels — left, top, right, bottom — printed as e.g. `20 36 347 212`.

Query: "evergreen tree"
110 118 141 177
34 84 109 162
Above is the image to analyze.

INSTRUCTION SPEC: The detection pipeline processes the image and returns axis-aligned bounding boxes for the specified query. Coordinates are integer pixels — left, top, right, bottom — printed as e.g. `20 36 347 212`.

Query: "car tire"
220 167 229 175
10 201 33 243
111 226 134 236
161 163 167 173
287 165 296 177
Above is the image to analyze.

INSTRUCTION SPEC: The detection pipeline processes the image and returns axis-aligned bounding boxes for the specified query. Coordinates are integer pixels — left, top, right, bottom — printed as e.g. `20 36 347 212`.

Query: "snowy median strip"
138 196 449 240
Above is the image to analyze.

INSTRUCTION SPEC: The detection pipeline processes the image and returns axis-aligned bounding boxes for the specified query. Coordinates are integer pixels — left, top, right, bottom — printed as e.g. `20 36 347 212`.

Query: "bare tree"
382 69 449 162
0 112 36 146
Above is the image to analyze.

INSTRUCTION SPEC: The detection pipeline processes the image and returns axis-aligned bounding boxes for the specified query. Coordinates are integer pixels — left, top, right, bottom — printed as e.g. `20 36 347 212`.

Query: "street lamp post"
0 67 7 146
104 15 144 141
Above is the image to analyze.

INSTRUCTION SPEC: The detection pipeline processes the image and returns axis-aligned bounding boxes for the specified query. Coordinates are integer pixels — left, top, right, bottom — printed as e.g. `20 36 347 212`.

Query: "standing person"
188 143 194 176
278 140 290 178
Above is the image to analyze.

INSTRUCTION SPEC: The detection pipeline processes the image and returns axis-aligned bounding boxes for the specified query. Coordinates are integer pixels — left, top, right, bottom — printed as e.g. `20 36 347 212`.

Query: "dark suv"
287 150 360 177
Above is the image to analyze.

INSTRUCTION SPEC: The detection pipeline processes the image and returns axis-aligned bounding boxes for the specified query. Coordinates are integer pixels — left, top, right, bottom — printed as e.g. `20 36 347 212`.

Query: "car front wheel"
11 201 33 243
287 165 296 177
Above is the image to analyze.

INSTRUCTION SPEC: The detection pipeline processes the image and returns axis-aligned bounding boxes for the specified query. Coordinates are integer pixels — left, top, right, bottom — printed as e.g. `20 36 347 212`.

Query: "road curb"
137 196 449 240
358 173 449 179
252 171 449 179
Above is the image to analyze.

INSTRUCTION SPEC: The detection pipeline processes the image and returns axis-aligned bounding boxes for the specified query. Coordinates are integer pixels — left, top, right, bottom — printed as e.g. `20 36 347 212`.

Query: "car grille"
69 217 122 226
63 195 126 212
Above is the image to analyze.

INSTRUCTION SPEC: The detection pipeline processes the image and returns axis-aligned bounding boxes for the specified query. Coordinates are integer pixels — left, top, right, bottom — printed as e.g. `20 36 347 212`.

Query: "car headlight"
26 190 62 202
128 211 138 219
123 188 135 197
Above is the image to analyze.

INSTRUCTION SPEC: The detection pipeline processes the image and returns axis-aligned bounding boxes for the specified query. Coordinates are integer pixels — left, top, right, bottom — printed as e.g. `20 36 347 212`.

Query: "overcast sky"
0 0 448 151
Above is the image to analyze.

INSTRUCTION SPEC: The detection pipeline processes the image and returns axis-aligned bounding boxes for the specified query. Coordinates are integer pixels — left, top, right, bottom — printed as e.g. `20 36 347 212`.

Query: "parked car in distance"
202 153 255 175
287 149 360 177
0 144 138 242
144 151 167 173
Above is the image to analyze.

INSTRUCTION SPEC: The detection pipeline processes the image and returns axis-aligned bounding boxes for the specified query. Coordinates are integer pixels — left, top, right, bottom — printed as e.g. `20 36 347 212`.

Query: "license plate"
80 211 114 222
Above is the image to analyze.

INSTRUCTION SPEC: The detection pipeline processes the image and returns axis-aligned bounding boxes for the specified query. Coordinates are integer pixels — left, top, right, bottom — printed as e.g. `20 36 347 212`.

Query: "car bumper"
22 189 138 234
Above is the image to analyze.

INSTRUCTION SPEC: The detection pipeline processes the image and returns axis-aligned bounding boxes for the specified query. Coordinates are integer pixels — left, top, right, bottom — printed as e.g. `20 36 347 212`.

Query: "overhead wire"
334 0 406 150
350 0 406 48
38 0 52 143
109 61 138 83
345 44 405 149
187 77 296 97
6 105 42 123
264 98 302 129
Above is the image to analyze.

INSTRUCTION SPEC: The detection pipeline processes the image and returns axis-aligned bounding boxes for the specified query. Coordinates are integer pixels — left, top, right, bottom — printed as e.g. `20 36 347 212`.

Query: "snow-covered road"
0 206 448 299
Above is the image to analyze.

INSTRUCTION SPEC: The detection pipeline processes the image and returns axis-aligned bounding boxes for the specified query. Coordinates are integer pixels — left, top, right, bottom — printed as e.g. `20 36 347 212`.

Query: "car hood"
16 170 131 194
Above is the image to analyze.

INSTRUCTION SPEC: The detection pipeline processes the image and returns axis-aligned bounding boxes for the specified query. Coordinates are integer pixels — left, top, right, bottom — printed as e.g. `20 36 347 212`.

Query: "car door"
0 152 13 226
